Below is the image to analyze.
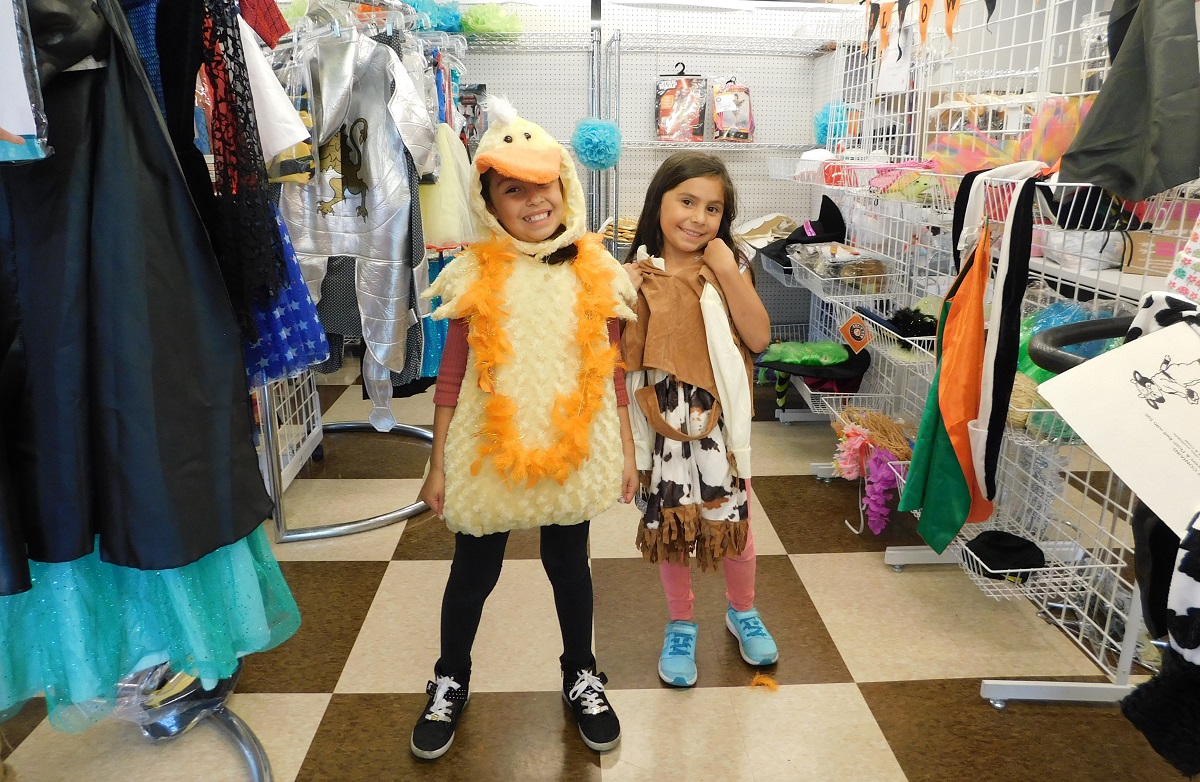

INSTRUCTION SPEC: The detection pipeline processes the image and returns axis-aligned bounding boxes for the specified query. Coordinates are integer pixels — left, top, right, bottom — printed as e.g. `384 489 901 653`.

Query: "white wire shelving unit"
780 0 1191 709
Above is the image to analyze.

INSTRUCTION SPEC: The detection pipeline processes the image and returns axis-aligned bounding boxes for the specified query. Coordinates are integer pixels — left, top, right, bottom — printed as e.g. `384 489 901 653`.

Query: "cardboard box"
1126 230 1180 277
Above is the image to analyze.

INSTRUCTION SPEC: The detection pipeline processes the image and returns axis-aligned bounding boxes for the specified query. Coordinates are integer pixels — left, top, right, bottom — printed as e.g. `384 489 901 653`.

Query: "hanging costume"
280 30 435 425
899 162 1044 551
621 247 757 571
1060 0 1200 201
0 0 298 730
423 98 637 536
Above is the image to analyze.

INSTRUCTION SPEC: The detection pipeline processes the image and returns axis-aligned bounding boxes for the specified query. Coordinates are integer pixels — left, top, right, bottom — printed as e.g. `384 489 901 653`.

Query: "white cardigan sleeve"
701 283 752 479
625 369 654 471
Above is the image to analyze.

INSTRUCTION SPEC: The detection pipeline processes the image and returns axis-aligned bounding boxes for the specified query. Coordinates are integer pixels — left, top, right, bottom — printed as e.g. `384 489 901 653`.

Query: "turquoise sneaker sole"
657 661 697 687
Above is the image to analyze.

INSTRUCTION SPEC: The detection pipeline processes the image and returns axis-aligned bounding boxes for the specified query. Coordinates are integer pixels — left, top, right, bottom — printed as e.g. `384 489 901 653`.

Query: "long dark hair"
624 152 747 267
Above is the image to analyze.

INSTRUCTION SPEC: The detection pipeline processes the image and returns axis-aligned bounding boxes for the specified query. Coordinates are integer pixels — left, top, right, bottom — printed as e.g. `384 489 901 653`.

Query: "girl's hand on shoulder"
702 239 738 276
622 262 643 292
420 467 446 517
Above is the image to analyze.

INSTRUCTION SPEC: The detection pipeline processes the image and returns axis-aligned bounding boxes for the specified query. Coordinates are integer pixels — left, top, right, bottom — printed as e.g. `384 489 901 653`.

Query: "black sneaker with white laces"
410 673 469 760
563 666 621 752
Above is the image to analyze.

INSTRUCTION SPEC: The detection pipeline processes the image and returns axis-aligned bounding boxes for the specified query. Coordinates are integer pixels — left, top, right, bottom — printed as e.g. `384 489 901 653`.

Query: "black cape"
0 0 272 596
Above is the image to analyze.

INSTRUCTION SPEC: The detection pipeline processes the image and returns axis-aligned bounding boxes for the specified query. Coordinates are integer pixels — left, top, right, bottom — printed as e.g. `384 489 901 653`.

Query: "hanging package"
656 66 708 142
713 78 754 142
0 0 50 162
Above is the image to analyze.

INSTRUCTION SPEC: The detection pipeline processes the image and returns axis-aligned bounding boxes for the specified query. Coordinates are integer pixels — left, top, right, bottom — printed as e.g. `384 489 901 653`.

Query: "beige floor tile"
750 421 837 477
6 694 329 782
588 500 643 559
790 553 1102 683
336 559 566 694
746 488 786 556
322 384 436 427
269 480 422 560
315 356 362 386
599 688 754 782
728 684 907 782
588 490 784 560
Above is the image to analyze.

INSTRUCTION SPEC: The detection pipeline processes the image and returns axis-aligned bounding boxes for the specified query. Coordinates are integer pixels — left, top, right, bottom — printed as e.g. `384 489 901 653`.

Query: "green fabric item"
896 284 972 554
759 341 850 367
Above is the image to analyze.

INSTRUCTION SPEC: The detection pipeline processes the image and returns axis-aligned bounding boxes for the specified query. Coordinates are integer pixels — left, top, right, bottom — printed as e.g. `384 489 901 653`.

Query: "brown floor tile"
299 431 430 480
238 561 389 693
859 678 1178 782
754 474 927 554
593 555 852 690
393 511 544 560
0 699 46 760
296 693 602 782
316 384 350 415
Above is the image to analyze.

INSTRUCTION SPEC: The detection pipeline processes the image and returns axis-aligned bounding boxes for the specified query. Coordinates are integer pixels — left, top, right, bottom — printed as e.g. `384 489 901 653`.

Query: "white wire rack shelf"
255 372 323 494
613 33 837 57
622 140 818 153
977 177 1199 308
462 32 596 51
761 249 904 300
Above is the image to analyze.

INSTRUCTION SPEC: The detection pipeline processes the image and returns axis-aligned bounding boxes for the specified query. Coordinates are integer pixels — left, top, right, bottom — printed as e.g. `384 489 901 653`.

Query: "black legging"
437 521 595 682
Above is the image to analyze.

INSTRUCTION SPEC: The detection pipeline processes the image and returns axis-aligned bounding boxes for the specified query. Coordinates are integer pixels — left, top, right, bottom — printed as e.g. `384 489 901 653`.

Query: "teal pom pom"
572 118 622 170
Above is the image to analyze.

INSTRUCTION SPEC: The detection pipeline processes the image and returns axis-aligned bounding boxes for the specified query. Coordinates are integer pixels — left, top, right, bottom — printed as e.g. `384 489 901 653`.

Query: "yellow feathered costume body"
424 98 636 536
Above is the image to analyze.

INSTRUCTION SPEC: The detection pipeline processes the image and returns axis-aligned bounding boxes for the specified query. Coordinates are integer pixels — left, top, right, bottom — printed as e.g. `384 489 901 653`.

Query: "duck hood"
471 96 587 258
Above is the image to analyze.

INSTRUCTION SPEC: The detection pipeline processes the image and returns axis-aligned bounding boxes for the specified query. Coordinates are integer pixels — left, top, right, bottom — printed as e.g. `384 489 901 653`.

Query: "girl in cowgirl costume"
621 152 778 687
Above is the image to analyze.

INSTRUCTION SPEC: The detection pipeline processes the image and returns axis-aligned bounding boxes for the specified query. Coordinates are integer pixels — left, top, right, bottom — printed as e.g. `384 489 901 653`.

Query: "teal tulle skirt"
0 526 299 732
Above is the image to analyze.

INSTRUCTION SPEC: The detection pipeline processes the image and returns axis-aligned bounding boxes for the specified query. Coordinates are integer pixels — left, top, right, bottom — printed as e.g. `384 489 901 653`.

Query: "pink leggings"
659 519 756 621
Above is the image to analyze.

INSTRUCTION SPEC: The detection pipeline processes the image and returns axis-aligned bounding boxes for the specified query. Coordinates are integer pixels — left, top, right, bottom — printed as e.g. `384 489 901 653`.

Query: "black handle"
1028 316 1133 374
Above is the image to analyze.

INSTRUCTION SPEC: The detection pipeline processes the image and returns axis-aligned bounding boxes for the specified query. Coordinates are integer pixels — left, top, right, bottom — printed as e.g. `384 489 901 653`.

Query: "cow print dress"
635 368 750 572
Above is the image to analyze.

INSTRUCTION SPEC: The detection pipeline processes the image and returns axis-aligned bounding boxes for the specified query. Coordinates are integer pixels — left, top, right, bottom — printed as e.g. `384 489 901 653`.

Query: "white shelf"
463 32 597 52
622 140 818 153
614 33 836 57
1027 256 1168 304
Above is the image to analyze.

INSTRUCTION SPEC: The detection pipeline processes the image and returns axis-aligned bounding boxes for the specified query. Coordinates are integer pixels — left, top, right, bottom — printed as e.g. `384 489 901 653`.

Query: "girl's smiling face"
658 175 726 260
485 173 565 243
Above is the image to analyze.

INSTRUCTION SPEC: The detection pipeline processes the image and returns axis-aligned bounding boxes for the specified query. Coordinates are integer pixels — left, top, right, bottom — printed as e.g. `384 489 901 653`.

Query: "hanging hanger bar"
659 61 700 76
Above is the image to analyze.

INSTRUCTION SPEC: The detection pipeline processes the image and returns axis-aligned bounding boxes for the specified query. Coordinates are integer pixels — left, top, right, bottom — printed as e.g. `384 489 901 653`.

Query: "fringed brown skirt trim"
635 506 749 573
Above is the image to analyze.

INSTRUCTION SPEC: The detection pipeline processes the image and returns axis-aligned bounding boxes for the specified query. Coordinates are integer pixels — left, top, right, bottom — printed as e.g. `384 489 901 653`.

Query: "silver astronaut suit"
280 30 436 428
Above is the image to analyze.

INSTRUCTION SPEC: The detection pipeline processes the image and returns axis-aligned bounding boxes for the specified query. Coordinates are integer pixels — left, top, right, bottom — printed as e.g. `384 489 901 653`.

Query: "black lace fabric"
201 0 285 334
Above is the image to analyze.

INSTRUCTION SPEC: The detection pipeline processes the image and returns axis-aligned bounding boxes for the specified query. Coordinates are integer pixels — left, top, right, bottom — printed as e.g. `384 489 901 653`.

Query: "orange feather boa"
456 235 619 487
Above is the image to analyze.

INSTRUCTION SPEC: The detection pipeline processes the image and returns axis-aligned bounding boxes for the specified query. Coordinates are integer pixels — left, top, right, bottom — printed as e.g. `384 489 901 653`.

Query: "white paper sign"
0 0 37 137
1039 322 1200 538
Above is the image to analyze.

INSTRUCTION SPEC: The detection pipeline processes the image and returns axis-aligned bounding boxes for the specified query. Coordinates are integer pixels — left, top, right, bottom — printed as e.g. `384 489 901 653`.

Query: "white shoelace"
424 676 461 722
568 670 610 716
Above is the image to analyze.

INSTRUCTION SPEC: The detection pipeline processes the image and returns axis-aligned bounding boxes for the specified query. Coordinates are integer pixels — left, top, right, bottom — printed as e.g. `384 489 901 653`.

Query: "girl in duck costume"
620 152 778 688
410 98 637 761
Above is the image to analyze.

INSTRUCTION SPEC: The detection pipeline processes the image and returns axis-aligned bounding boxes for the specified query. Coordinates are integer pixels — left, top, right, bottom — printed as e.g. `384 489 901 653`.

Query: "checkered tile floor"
0 371 1178 781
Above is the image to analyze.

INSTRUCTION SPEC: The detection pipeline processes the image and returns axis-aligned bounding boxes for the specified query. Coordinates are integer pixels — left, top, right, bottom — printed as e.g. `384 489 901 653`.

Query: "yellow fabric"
426 236 636 535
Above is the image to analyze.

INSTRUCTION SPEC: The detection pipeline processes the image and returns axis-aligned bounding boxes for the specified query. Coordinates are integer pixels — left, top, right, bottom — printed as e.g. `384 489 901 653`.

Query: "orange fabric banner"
937 224 995 524
944 0 961 40
919 0 935 44
879 2 895 52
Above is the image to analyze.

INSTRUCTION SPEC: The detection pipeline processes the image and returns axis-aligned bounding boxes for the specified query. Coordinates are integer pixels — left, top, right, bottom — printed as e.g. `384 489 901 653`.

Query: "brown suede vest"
620 260 755 433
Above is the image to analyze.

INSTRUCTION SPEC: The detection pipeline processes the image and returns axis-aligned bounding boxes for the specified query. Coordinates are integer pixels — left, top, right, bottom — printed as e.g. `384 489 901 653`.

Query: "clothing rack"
258 375 432 542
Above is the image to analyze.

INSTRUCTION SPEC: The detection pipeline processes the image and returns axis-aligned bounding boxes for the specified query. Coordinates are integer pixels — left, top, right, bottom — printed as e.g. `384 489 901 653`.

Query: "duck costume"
423 98 636 535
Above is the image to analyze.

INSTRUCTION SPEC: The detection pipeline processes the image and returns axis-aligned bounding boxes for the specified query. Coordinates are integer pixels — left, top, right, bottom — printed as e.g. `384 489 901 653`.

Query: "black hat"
964 531 1046 583
758 196 847 272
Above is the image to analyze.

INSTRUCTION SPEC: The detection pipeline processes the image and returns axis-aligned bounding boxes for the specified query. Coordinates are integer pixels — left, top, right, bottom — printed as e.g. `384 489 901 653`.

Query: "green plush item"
460 3 523 33
759 341 850 367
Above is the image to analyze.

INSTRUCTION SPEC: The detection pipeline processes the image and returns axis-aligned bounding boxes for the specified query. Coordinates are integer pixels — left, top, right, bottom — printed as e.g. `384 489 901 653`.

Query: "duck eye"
524 132 532 140
504 135 513 143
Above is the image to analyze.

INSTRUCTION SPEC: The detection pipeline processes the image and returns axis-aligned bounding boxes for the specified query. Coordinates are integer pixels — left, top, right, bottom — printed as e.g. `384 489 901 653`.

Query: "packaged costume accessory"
655 64 708 142
713 78 754 142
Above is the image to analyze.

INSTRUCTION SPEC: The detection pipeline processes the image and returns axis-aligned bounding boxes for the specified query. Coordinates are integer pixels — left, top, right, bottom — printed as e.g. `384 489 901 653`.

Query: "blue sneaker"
726 607 779 666
658 620 698 687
